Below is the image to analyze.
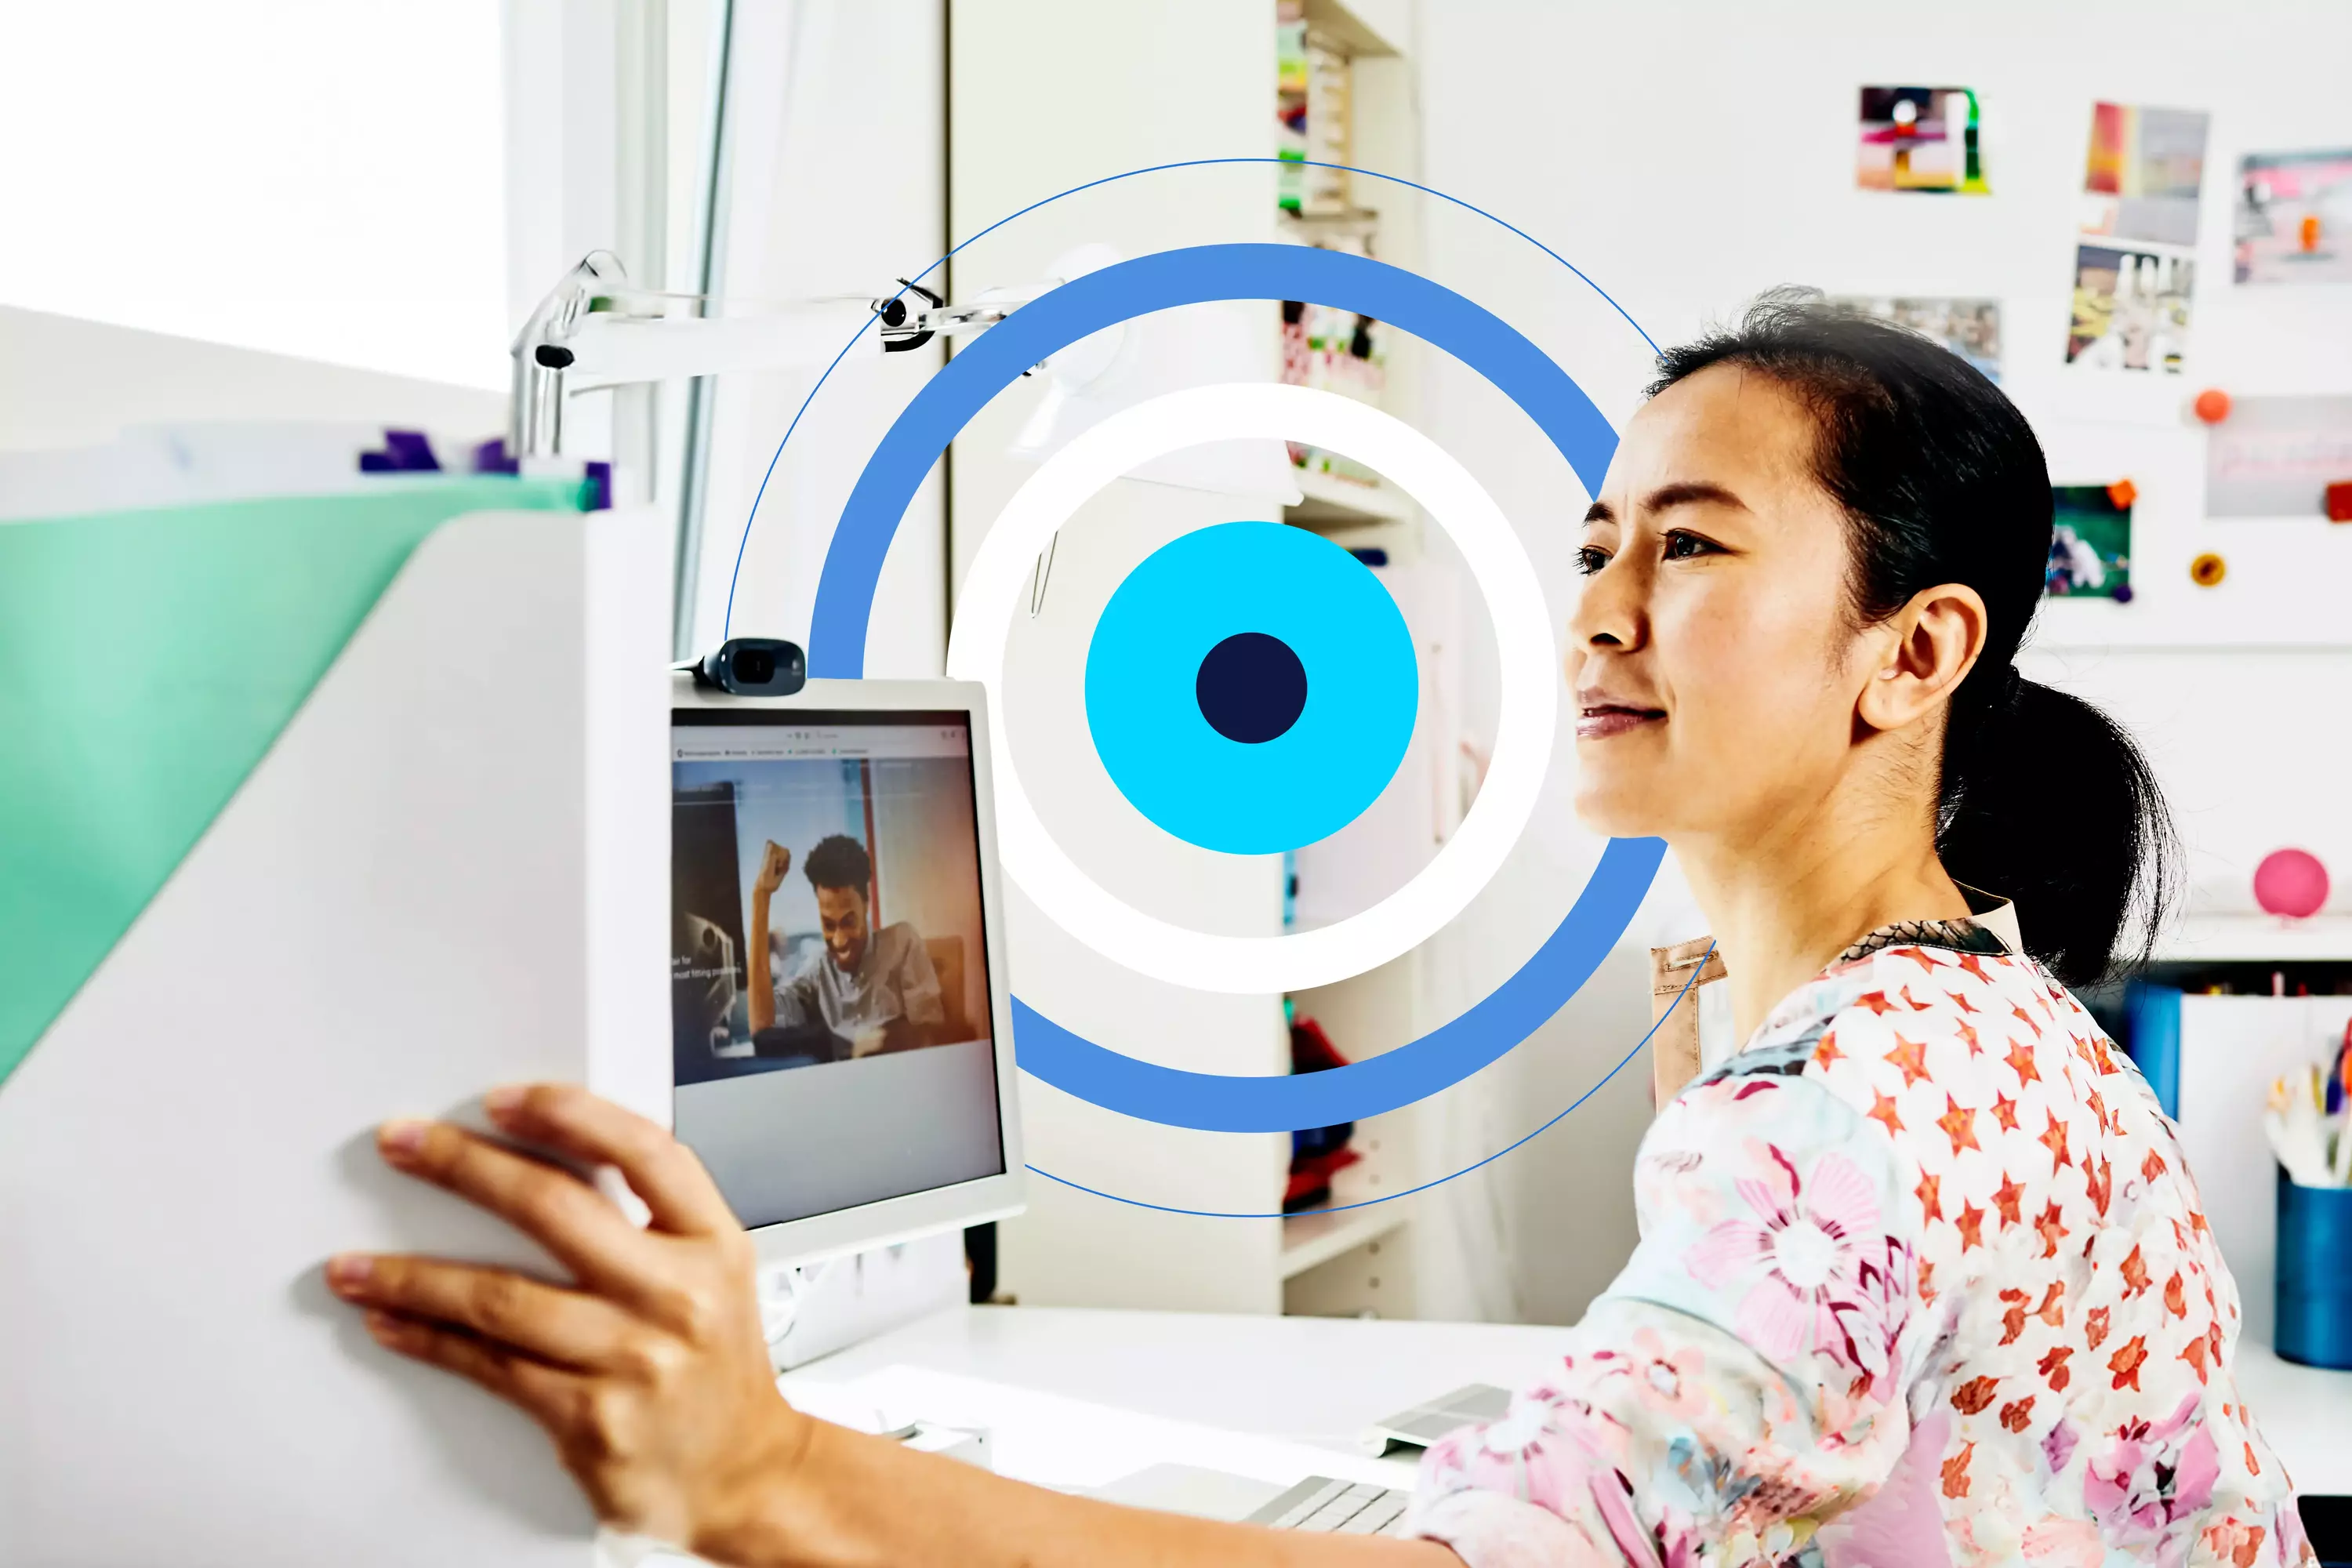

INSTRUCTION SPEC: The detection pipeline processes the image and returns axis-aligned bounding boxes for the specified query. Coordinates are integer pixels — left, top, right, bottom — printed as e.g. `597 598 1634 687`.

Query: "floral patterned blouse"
1409 920 2311 1568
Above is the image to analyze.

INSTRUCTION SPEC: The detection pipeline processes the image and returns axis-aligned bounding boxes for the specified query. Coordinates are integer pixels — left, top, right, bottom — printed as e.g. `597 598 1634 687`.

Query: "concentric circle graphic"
1085 521 1415 855
800 233 1664 1136
757 169 1675 1166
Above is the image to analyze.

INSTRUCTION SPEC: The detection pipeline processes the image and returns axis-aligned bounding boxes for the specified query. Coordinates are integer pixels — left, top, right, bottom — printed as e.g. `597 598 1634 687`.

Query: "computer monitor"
668 675 1023 1265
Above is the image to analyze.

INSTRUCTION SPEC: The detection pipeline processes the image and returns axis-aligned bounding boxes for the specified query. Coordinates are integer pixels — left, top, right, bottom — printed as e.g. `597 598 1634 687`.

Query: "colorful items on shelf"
1275 2 1308 214
1286 1013 1362 1213
1280 293 1388 485
2254 848 2331 919
1273 1 1352 219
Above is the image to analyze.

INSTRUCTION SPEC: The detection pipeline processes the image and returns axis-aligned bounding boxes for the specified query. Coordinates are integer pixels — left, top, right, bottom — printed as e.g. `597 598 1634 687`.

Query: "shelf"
1279 1202 1407 1279
1279 207 1381 242
2151 913 2352 964
1285 465 1417 525
1302 0 1403 56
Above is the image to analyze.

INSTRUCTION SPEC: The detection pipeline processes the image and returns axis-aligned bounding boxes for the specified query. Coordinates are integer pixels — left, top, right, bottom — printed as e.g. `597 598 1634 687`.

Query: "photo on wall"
1829 296 2001 382
2079 100 2211 246
2067 246 2194 372
2234 149 2352 285
2205 394 2352 517
1856 86 1988 194
2046 485 2134 601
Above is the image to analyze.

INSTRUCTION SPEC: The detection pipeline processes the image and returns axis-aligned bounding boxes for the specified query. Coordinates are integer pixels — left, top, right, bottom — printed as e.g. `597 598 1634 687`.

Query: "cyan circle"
806 232 1657 1134
1086 522 1417 854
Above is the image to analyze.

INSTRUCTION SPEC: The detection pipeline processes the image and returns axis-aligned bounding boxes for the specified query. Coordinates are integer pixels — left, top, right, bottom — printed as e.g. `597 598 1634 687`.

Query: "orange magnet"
2190 552 2227 588
2107 478 2139 510
2303 214 2323 253
2193 388 2232 424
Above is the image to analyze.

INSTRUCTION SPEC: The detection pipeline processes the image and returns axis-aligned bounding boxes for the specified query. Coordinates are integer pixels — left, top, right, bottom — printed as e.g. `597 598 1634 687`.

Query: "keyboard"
1245 1475 1411 1535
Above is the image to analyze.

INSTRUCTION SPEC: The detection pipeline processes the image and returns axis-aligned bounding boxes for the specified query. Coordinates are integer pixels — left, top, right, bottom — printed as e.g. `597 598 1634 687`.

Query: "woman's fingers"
376 1119 652 1291
479 1083 739 1237
329 1254 640 1371
362 1309 576 1424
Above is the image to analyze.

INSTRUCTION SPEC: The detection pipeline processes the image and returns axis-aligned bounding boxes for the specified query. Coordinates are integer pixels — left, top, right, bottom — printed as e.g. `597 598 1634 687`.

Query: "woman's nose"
1568 555 1645 654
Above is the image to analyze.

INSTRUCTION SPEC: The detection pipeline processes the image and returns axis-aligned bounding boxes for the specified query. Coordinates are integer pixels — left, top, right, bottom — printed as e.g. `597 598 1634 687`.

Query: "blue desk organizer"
2278 1170 2352 1370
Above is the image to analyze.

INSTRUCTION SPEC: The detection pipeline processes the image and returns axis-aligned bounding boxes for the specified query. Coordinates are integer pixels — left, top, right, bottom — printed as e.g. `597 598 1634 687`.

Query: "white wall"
1407 0 2352 1326
1 2 509 390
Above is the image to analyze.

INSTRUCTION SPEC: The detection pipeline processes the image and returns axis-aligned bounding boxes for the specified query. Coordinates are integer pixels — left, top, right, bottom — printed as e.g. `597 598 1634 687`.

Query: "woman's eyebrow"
1584 482 1750 528
1642 480 1750 516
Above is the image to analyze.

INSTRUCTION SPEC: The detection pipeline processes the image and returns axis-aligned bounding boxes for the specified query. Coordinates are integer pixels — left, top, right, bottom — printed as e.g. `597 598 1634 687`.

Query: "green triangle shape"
0 477 589 1087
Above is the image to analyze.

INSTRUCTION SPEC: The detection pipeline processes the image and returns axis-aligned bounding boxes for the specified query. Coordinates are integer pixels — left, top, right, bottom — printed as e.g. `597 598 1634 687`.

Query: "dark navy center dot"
1196 631 1308 744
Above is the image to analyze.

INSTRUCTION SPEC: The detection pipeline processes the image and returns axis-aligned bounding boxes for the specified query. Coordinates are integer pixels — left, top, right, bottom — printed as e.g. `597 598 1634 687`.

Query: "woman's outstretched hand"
328 1085 1463 1568
325 1085 800 1557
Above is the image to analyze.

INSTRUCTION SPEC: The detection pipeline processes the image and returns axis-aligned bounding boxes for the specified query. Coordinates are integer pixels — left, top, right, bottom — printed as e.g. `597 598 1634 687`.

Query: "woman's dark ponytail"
1937 669 2177 988
1650 289 2178 988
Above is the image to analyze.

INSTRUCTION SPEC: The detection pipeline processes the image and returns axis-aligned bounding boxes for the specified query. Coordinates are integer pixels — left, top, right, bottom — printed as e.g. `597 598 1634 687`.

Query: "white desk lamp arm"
508 251 1038 461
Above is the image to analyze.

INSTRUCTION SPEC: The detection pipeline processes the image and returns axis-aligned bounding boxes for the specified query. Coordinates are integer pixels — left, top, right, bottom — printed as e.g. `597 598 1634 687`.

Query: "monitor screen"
669 709 1005 1231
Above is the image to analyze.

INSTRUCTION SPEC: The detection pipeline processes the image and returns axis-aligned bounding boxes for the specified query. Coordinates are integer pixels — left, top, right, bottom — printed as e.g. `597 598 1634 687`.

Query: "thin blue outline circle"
765 160 1668 1204
808 240 1645 1131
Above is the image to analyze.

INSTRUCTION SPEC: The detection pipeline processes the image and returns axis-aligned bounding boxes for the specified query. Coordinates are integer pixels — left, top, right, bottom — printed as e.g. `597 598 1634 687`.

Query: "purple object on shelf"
464 437 603 509
358 429 441 474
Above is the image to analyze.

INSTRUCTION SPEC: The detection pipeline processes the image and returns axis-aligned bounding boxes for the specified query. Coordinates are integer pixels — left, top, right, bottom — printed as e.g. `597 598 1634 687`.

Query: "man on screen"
744 833 947 1062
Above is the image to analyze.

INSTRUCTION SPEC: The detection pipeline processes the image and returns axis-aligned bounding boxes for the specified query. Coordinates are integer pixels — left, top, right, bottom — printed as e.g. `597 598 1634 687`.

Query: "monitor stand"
759 1229 969 1371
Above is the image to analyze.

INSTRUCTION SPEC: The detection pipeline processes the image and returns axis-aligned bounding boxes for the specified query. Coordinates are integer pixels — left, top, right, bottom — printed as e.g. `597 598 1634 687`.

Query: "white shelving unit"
949 0 1433 1321
1290 466 1419 524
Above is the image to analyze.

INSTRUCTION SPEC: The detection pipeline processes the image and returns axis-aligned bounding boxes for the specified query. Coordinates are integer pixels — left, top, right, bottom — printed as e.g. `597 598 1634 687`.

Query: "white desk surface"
786 1305 2352 1498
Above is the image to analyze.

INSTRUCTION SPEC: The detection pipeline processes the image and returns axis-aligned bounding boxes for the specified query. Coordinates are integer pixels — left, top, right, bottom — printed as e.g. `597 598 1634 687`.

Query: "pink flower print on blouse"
1683 1138 1887 1376
2078 1394 2222 1562
1626 1327 1709 1422
1425 1388 1598 1525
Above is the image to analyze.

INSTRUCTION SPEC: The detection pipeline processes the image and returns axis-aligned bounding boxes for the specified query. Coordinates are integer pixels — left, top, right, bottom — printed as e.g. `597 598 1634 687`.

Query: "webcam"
686 638 807 696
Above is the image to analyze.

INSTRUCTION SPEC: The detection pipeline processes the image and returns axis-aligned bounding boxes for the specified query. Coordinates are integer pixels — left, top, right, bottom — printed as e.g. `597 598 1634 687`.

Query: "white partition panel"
0 507 667 1564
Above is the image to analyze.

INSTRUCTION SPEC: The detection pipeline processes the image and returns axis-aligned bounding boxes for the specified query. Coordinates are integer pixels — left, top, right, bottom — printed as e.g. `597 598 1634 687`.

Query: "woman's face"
1568 364 1875 844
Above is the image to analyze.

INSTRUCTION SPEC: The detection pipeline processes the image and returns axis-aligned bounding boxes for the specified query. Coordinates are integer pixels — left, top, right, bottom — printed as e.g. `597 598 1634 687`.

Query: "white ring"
947 383 1557 994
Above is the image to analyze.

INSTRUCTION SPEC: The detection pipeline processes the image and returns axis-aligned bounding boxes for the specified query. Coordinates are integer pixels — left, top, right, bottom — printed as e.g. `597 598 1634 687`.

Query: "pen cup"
2276 1168 2352 1370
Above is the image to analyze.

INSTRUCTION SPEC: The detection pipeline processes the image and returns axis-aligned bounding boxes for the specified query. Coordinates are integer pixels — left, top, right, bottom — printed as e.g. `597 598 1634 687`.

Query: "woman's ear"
1856 582 1988 735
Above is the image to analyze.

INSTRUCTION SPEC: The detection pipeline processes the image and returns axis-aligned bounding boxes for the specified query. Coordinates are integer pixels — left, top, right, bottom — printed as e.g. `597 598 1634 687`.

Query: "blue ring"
808 238 1657 1132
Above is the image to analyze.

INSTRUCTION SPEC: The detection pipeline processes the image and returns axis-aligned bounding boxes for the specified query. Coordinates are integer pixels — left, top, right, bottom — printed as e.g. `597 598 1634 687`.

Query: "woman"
327 294 2312 1567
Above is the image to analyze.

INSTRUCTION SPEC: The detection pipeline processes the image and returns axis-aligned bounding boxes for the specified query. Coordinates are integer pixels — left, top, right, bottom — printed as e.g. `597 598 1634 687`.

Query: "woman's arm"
1409 1069 1926 1567
327 1085 1459 1568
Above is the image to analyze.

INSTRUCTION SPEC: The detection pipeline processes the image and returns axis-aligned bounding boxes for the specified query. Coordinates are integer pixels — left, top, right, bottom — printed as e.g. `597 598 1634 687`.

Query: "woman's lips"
1576 704 1664 739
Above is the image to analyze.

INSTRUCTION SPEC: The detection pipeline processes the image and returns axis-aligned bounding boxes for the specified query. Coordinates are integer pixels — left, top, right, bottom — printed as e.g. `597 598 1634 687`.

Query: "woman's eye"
1574 546 1610 576
1661 530 1719 561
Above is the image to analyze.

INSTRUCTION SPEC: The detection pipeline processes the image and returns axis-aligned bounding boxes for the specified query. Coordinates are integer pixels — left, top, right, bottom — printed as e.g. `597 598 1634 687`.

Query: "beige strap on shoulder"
1649 937 1726 1109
